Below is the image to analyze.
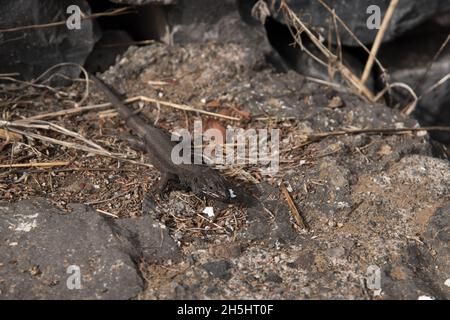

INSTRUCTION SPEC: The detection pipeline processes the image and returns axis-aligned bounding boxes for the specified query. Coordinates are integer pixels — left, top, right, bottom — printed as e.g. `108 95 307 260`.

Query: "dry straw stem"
1 123 152 168
0 161 70 169
98 39 155 48
419 73 450 100
360 0 399 86
398 72 449 115
315 0 386 75
19 95 239 122
373 82 418 116
0 128 22 141
414 33 450 92
134 95 240 121
279 0 375 100
96 209 119 219
20 102 112 121
2 120 108 152
0 7 132 33
305 126 450 141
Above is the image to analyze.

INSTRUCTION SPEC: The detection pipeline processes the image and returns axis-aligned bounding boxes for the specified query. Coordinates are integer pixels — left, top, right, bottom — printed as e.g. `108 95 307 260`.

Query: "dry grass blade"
1 126 152 168
279 0 375 100
360 0 398 85
18 96 240 122
135 96 240 121
20 103 111 121
315 0 385 71
2 120 109 152
372 82 418 116
0 161 70 169
414 33 450 91
4 126 112 156
96 209 119 219
418 73 450 101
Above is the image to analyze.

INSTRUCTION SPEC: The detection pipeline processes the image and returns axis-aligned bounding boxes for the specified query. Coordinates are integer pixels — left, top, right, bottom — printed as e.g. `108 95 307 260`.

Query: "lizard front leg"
142 172 176 214
154 171 179 200
119 133 146 151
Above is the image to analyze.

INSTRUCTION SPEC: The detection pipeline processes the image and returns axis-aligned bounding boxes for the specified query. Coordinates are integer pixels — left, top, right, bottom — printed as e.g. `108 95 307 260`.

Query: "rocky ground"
1 42 449 299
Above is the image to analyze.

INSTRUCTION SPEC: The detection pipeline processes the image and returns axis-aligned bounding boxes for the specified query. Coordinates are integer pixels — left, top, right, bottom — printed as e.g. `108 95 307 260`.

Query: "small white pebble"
373 289 382 296
444 279 450 287
418 295 435 300
228 189 237 198
203 206 215 218
286 183 293 193
416 130 427 137
394 122 405 129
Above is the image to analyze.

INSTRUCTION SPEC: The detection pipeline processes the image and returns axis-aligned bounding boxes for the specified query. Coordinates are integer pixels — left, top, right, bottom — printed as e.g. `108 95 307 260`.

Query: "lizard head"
191 173 232 202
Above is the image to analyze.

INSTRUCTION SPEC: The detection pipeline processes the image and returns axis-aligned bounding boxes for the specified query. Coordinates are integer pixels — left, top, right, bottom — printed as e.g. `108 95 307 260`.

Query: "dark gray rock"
290 251 315 271
110 0 175 4
164 0 283 68
265 271 283 283
0 0 98 82
267 0 450 46
0 198 180 299
202 260 233 281
378 28 450 143
84 30 134 74
239 184 300 244
116 216 182 264
166 0 244 44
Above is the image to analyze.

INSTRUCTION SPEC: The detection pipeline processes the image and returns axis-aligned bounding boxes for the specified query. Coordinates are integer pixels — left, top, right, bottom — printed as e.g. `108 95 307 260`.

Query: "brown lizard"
91 74 233 202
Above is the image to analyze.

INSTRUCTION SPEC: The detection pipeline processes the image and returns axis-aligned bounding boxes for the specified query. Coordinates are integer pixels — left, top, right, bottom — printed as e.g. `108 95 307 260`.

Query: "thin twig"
418 73 450 101
86 190 131 205
280 182 308 230
17 103 111 121
98 39 155 48
414 33 450 91
315 0 385 72
0 7 132 33
306 126 450 141
0 63 90 108
372 82 418 116
96 209 119 219
314 0 393 95
2 120 109 152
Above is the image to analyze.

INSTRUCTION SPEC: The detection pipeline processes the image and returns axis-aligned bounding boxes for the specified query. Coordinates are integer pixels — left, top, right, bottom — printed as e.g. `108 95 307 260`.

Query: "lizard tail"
91 74 148 137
